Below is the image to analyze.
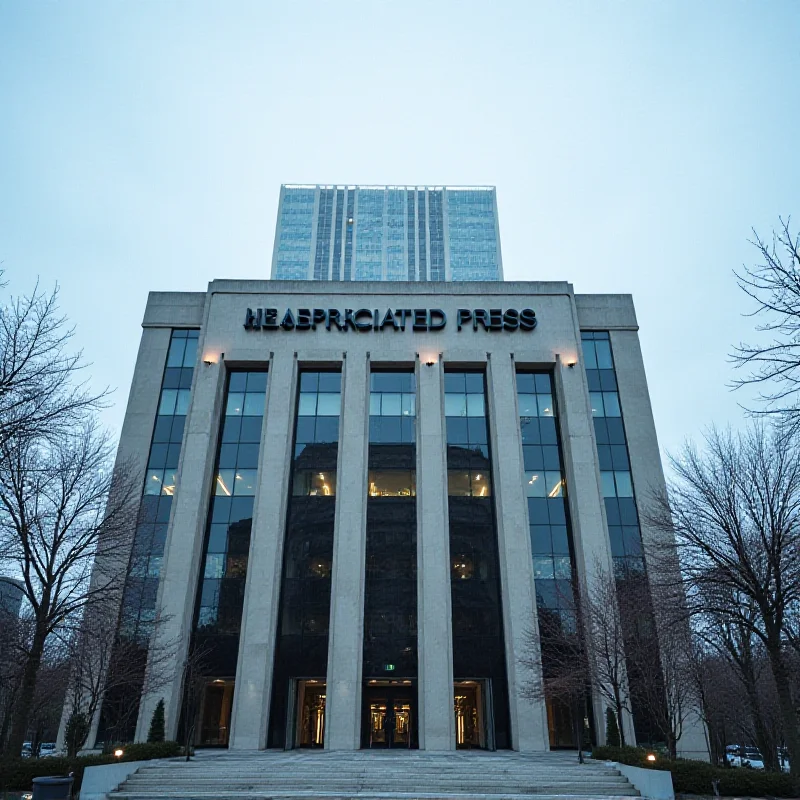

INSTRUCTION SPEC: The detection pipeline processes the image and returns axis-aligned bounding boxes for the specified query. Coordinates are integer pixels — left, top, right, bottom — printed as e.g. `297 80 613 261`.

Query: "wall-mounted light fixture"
426 361 434 367
567 360 576 368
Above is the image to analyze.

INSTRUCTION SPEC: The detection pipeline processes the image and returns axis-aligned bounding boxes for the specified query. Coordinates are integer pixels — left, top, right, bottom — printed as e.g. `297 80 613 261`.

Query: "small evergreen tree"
147 699 165 743
65 711 90 758
605 707 621 747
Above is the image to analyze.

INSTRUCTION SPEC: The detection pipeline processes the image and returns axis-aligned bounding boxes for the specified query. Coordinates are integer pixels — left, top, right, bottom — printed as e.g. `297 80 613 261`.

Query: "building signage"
243 307 537 333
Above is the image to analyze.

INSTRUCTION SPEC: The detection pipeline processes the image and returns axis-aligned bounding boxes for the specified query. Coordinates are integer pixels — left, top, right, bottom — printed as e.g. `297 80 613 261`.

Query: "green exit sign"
384 664 395 671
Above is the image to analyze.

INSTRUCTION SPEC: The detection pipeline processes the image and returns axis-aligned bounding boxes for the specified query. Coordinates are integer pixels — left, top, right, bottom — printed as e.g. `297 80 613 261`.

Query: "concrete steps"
110 751 639 799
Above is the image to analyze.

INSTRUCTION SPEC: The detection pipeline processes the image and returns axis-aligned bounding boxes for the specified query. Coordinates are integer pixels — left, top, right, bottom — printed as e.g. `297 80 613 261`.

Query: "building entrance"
294 680 327 747
361 681 417 748
454 680 491 749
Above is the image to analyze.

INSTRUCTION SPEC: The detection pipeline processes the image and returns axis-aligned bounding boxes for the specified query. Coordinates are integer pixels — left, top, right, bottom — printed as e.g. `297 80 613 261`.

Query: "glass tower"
271 185 503 282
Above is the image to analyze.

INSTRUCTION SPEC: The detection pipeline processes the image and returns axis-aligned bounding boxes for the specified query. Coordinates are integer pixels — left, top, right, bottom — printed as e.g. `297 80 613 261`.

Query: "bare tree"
0 280 105 450
648 424 800 775
583 567 633 747
732 218 800 433
0 419 138 757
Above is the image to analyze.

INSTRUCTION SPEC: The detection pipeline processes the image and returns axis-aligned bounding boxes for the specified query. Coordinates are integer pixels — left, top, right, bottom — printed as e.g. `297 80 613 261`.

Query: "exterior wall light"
567 360 576 368
426 361 434 367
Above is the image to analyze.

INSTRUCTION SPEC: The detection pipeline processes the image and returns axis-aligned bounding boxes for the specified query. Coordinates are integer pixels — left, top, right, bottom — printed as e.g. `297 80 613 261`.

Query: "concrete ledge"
79 759 153 800
611 761 674 800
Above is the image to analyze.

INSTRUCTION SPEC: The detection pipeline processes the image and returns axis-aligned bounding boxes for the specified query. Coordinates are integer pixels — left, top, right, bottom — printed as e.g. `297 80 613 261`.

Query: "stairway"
109 750 640 799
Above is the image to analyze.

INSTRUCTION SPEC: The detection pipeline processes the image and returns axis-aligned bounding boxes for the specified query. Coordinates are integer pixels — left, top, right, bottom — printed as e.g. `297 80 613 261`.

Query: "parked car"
20 741 32 758
729 746 765 769
38 742 60 758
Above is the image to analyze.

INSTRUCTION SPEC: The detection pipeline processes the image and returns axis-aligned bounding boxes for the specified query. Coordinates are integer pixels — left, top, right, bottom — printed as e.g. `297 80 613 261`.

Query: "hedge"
0 740 182 793
592 745 800 797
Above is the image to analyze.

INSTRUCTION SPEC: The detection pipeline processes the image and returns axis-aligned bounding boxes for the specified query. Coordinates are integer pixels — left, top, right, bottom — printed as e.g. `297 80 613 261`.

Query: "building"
271 186 502 282
0 575 24 619
70 279 706 757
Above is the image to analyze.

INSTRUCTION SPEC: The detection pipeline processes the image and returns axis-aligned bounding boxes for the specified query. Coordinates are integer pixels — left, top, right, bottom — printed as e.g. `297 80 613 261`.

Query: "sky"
1 1 798 460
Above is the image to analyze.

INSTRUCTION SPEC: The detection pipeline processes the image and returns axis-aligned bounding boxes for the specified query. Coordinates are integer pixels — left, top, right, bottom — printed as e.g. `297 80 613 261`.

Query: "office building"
271 186 502 282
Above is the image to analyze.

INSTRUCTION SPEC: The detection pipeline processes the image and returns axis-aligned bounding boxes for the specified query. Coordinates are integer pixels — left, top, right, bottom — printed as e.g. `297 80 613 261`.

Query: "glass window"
518 394 538 416
401 393 416 416
292 469 336 496
159 389 177 415
317 372 341 392
602 392 621 417
581 340 597 369
524 472 546 498
553 556 572 579
601 471 617 498
182 337 198 368
215 470 235 496
445 394 467 417
316 393 341 416
368 470 416 497
466 394 485 417
589 392 604 417
537 395 554 417
465 374 483 393
175 389 191 416
545 472 563 498
298 393 317 416
595 340 613 369
243 393 265 416
533 557 555 580
381 393 402 416
144 469 163 495
167 338 186 368
447 470 472 496
204 554 225 579
233 470 258 496
615 471 634 498
369 394 381 416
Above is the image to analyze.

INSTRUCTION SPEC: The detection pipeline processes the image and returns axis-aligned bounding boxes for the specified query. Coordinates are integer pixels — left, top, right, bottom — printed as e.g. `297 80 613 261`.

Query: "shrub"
147 699 166 743
0 741 183 792
65 711 91 759
604 708 621 748
591 745 800 797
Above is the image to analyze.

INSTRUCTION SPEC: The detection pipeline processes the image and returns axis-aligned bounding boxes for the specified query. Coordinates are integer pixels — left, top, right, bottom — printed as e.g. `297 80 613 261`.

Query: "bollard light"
646 753 657 762
114 748 124 758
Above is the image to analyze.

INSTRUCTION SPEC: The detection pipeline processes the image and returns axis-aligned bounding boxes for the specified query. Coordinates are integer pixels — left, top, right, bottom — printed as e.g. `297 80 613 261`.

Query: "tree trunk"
6 621 48 758
614 690 626 747
764 635 800 777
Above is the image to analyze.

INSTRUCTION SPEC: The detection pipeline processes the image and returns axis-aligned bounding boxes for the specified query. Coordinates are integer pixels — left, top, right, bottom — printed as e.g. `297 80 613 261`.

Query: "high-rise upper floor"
270 185 503 282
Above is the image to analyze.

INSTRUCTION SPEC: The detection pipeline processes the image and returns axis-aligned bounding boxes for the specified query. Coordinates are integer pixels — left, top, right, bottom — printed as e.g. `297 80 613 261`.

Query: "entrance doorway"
361 680 417 748
294 680 327 747
196 679 234 747
454 680 490 749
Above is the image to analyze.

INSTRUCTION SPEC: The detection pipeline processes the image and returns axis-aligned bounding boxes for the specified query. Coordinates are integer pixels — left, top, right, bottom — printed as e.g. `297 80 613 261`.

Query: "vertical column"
229 353 296 749
488 356 549 751
137 353 225 740
554 354 627 744
417 360 455 750
325 354 369 750
610 331 708 759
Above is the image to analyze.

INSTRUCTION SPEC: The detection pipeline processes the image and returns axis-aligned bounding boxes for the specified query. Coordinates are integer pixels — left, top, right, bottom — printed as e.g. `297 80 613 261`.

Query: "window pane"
466 394 485 417
246 372 267 392
167 338 186 368
581 340 597 369
537 395 554 417
601 471 617 498
239 416 263 443
236 443 260 469
204 554 225 579
381 393 402 416
369 394 381 416
316 393 341 416
517 393 538 416
299 372 318 392
553 556 572 579
314 416 339 443
524 471 546 497
226 393 244 416
515 373 535 393
545 472 563 498
445 394 467 417
233 469 257 495
471 471 491 497
144 470 163 495
401 393 416 417
367 470 416 497
595 340 613 369
292 469 336 496
533 557 554 580
215 470 235 496
162 470 178 495
298 393 317 416
465 374 483 394
615 471 634 498
447 470 472 496
175 389 191 416
603 392 621 417
159 389 177 415
589 392 604 417
317 372 341 392
444 373 466 393
530 525 551 554
243 392 265 416
182 337 198 368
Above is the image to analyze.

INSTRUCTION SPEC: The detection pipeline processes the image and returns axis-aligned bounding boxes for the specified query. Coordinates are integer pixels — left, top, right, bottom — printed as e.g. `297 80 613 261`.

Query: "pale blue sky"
1 1 798 457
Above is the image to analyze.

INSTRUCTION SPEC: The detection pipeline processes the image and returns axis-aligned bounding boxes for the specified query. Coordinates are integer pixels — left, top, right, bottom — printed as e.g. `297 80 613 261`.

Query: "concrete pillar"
554 353 637 747
136 355 225 741
416 358 456 750
487 355 549 751
325 353 369 750
611 331 708 760
228 352 296 749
